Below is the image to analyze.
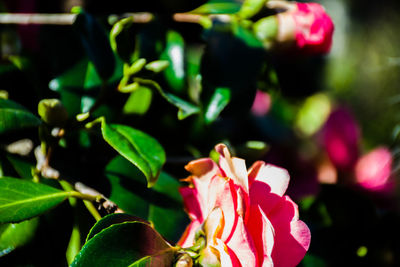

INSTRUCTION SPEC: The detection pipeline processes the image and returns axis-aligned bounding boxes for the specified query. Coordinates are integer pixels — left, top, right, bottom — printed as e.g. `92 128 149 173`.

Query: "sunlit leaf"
134 78 200 119
0 177 72 223
204 87 231 124
0 217 39 257
238 0 267 19
101 121 166 187
71 221 175 267
161 31 186 94
123 86 153 115
0 99 41 134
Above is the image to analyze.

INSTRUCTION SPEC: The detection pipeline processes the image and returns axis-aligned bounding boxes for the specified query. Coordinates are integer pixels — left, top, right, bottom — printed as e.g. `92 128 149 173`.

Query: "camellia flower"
178 144 311 266
267 0 334 54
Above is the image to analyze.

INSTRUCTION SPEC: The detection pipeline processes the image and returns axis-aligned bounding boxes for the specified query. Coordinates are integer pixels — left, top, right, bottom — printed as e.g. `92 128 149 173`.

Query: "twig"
0 12 231 25
0 13 76 25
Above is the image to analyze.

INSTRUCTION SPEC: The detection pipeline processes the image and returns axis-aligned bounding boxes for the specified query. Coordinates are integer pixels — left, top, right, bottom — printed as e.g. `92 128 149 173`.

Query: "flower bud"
266 1 334 54
38 99 68 127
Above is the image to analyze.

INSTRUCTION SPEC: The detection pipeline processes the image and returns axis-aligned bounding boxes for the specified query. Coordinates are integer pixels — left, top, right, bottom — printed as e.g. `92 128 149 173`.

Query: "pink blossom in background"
272 1 334 54
292 3 334 54
322 108 360 171
355 147 393 192
178 144 310 267
251 90 271 116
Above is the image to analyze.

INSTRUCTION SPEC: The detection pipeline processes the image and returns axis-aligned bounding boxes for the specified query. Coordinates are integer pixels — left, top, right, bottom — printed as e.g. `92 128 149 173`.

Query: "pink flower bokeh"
178 144 311 267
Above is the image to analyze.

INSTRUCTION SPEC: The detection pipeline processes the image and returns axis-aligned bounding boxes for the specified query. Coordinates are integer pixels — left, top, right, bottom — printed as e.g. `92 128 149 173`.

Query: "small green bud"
145 60 170 73
38 99 68 126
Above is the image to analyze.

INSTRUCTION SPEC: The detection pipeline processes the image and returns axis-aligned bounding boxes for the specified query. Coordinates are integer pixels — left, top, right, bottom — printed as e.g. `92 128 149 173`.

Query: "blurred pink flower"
251 90 271 116
322 108 360 171
355 147 393 191
178 144 310 267
272 1 334 54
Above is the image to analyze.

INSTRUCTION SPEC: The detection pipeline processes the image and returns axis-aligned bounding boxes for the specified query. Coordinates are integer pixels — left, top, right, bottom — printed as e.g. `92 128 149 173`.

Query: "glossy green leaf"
204 87 231 124
105 156 188 242
6 155 34 180
134 78 200 119
161 31 186 93
0 177 72 223
71 221 175 267
49 57 123 93
101 121 166 186
190 1 241 14
0 99 41 134
123 86 153 115
232 23 264 48
0 217 39 257
86 213 146 242
239 0 267 19
128 252 175 267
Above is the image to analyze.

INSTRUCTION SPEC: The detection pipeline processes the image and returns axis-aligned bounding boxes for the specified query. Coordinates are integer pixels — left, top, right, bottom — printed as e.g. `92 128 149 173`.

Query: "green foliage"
105 156 188 242
0 177 71 223
101 120 166 186
71 221 175 267
204 87 231 124
189 1 241 14
0 99 41 134
0 218 39 257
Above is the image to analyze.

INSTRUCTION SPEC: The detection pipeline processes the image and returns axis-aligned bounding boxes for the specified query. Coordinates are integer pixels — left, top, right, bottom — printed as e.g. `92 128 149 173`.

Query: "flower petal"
225 215 258 267
215 144 249 194
268 196 311 267
247 205 275 267
177 220 201 248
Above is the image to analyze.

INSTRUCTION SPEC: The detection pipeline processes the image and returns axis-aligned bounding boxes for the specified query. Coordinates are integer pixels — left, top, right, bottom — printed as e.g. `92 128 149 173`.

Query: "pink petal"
249 164 290 214
225 215 258 267
247 205 275 267
179 187 203 222
268 196 311 267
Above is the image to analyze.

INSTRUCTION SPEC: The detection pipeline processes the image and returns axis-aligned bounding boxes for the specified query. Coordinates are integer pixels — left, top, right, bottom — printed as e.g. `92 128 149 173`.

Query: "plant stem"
83 200 102 221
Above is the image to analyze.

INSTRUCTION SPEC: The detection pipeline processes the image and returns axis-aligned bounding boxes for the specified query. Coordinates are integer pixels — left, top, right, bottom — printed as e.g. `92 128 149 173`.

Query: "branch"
0 12 231 25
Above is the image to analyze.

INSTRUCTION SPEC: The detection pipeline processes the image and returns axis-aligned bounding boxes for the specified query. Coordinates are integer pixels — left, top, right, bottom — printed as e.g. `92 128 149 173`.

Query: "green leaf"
123 86 153 115
6 155 34 180
101 121 166 187
204 87 231 124
161 30 186 94
128 252 175 267
0 99 41 134
134 78 200 120
0 177 72 223
86 213 146 242
0 217 39 257
190 1 241 14
49 57 123 93
253 16 278 43
71 221 175 267
105 156 189 242
239 0 267 19
232 23 264 48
